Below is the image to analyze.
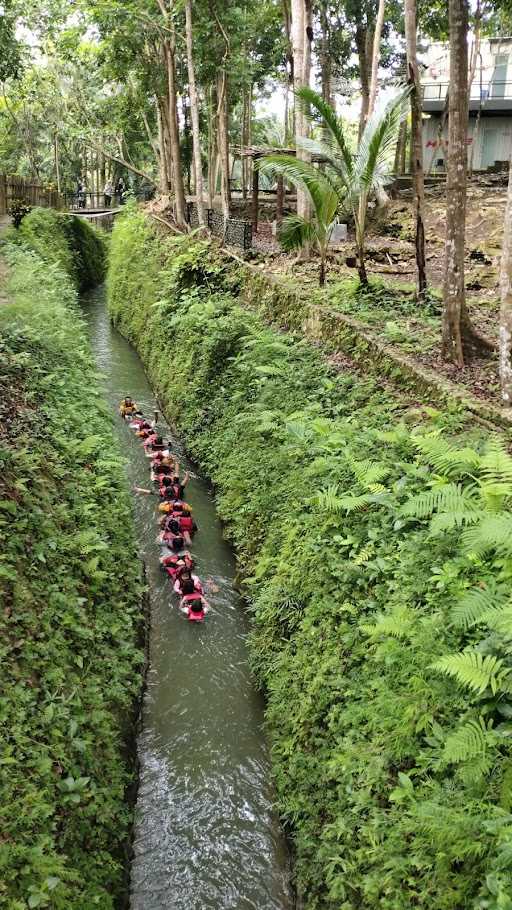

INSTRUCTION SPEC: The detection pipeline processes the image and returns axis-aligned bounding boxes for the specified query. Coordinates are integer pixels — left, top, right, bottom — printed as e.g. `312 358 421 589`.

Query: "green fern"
428 508 484 535
316 484 344 513
432 650 509 695
484 604 512 636
337 493 379 513
375 426 411 447
480 437 512 485
354 543 374 565
443 716 492 764
316 486 381 514
361 606 414 639
349 459 389 490
413 436 481 477
461 514 512 555
401 483 480 522
452 584 510 630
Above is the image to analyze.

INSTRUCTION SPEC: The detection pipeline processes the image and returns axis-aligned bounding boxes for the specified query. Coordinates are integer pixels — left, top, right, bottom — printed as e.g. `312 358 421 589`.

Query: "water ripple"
81 287 291 910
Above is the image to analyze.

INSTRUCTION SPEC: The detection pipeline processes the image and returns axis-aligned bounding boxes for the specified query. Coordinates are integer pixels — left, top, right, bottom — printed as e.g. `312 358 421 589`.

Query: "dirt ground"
145 181 510 409
248 177 510 408
252 177 507 301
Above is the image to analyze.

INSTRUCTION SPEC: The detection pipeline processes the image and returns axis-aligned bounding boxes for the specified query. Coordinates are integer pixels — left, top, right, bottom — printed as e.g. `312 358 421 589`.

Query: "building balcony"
422 81 512 113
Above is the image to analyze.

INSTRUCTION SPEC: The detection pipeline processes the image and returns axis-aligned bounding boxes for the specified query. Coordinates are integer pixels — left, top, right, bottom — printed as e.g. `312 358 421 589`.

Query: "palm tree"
258 154 340 286
259 87 409 286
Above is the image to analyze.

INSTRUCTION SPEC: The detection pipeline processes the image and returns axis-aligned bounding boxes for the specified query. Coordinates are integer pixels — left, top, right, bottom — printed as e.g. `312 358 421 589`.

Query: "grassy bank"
0 211 143 909
6 206 106 291
108 208 512 910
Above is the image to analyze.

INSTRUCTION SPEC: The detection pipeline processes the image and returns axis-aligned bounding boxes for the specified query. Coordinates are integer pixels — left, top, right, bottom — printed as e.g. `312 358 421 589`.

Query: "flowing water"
81 285 291 910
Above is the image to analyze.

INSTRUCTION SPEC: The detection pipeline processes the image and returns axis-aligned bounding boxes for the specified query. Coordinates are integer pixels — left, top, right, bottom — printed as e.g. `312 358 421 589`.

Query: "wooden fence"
0 175 63 215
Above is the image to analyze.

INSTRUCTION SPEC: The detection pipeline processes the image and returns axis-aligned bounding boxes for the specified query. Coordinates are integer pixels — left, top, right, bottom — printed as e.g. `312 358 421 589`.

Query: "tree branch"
81 141 156 185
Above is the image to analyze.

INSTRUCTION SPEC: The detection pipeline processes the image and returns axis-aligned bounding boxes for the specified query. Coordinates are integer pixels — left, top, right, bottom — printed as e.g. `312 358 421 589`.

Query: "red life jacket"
161 554 180 578
188 607 205 622
179 515 194 533
184 594 205 622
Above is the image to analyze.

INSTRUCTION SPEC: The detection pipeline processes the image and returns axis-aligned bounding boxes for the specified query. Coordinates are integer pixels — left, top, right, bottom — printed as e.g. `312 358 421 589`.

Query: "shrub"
108 209 512 910
5 207 106 291
0 233 142 907
8 197 32 228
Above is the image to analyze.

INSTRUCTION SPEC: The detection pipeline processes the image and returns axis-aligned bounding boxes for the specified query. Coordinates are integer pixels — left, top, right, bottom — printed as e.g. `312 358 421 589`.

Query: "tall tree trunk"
468 0 481 92
500 158 512 404
368 0 386 118
284 79 290 145
241 87 248 199
442 0 468 365
184 0 205 224
157 98 171 194
291 0 312 243
394 119 407 174
355 25 373 138
405 0 427 298
100 151 106 189
319 1 332 105
216 69 231 220
214 152 220 197
282 0 294 131
400 122 408 173
276 175 284 225
467 0 482 178
141 109 160 170
182 95 192 195
247 83 253 193
207 86 216 209
54 133 61 193
156 104 168 193
163 38 186 227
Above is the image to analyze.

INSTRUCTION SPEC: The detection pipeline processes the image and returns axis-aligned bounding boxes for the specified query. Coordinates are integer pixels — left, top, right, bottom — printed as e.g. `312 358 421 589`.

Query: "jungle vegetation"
4 0 512 395
0 210 144 908
108 207 512 909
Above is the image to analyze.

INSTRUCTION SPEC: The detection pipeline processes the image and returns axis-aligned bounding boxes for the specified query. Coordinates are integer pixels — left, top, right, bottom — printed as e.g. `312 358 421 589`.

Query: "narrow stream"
81 285 292 910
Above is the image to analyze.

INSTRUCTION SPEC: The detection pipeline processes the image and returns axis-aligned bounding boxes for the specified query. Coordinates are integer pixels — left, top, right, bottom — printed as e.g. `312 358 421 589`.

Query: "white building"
420 37 512 172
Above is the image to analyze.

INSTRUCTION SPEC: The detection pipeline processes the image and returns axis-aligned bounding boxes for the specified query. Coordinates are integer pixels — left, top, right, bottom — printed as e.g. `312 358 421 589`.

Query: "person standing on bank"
77 178 86 209
115 176 126 205
104 180 113 207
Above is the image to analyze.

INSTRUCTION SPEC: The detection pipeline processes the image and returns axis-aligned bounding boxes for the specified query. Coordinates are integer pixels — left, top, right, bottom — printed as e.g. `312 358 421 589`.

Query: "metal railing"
186 202 253 250
422 80 512 101
63 192 125 211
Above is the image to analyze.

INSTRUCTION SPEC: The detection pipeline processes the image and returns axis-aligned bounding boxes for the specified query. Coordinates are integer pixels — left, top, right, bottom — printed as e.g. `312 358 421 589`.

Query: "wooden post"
251 161 259 233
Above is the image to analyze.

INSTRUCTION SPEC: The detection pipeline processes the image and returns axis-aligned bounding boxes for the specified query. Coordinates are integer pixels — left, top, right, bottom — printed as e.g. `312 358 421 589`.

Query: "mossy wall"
107 209 512 910
5 207 106 292
0 213 143 908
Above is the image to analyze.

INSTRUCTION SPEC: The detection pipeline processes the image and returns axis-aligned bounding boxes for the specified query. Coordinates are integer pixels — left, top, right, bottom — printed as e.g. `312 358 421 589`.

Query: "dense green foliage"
5 207 106 292
109 208 512 910
0 220 143 908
